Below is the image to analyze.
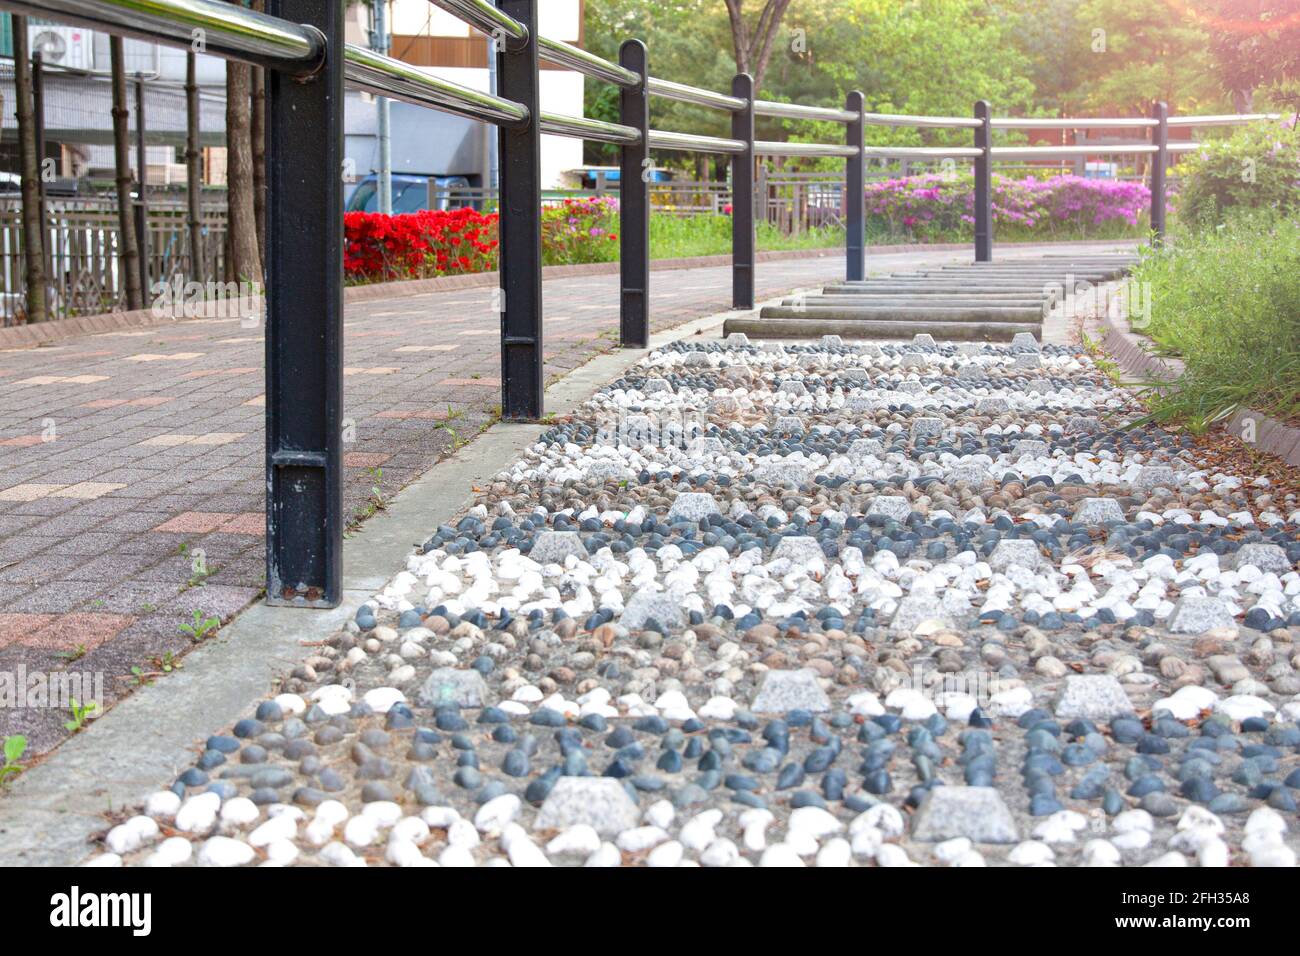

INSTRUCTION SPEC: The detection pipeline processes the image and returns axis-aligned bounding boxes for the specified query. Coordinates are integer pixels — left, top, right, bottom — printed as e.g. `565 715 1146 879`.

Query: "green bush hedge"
1131 213 1300 431
1174 120 1300 228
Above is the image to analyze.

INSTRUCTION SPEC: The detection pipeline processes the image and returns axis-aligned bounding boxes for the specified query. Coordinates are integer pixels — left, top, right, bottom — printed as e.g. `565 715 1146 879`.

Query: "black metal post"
265 0 343 608
1150 100 1168 244
973 99 992 262
731 73 755 309
134 74 151 295
618 39 649 348
845 90 865 281
497 0 543 420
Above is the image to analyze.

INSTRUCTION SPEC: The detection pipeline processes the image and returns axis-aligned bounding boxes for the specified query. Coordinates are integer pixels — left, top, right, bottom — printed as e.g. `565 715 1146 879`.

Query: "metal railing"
0 0 1285 609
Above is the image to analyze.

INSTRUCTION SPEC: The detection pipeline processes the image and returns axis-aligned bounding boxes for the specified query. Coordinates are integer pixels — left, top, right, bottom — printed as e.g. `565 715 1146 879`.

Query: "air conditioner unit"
28 24 94 72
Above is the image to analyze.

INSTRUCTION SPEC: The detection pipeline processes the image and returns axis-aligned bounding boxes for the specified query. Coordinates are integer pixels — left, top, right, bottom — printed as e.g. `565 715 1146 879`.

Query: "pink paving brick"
219 512 267 535
0 614 58 650
152 511 236 533
0 483 66 501
21 613 135 652
0 435 45 447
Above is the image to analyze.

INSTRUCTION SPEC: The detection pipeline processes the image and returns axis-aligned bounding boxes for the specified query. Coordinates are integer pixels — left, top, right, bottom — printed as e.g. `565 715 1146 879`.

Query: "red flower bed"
343 208 499 281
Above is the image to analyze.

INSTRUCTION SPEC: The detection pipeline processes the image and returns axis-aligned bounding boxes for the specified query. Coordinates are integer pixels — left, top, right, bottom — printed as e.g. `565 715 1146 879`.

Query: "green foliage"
64 698 98 733
1 735 26 787
1130 212 1300 431
179 608 221 642
1174 120 1300 229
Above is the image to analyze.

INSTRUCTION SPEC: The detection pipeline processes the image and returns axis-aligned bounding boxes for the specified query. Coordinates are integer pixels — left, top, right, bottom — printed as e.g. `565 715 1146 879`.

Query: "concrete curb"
0 292 769 866
1095 310 1300 466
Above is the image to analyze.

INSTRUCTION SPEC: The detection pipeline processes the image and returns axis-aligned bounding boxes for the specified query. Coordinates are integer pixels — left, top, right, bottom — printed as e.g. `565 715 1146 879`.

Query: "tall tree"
11 17 47 323
225 33 262 288
1201 0 1300 112
185 51 204 285
110 36 144 311
722 0 793 92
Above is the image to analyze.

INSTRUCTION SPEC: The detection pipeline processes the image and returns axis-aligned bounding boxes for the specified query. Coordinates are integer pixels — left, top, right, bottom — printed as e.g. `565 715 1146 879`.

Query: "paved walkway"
0 253 851 754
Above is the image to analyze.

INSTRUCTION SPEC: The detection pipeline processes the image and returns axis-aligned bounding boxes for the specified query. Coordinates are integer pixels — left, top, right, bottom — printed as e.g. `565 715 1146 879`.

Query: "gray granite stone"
1231 543 1292 574
417 669 492 709
1011 439 1049 459
911 417 944 442
890 594 951 632
1011 332 1040 350
911 787 1019 844
752 461 809 487
1073 497 1125 526
773 536 825 564
1167 595 1236 634
750 668 831 713
1133 464 1176 493
534 778 641 837
867 495 912 522
1054 675 1133 719
975 397 1010 414
530 531 588 564
668 492 721 523
988 539 1047 572
620 588 685 631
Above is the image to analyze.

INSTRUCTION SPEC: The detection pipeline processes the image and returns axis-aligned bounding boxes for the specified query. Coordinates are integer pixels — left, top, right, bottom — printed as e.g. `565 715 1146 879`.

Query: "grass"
1128 213 1300 433
649 216 843 259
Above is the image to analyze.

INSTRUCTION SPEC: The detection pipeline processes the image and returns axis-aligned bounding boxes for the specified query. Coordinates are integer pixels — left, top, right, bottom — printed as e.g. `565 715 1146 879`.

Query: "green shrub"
1132 212 1300 431
1174 120 1300 229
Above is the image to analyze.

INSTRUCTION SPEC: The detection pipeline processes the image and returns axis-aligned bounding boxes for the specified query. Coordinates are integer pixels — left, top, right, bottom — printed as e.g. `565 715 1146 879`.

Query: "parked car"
346 174 474 213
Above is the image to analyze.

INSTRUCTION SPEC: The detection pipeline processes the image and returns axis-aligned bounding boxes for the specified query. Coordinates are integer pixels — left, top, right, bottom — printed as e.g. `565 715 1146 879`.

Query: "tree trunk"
185 52 205 285
110 36 143 311
11 18 47 323
226 46 262 287
722 0 793 92
251 66 266 263
250 0 267 262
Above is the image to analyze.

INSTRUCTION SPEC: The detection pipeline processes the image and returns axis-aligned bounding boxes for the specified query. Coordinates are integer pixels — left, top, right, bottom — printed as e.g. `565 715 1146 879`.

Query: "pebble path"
86 325 1300 868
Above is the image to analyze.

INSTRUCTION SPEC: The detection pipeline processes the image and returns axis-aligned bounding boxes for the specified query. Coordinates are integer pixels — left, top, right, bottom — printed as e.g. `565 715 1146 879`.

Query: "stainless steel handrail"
863 112 983 129
992 117 1158 129
991 144 1158 158
753 100 857 124
345 44 529 128
540 111 640 145
647 129 747 154
538 35 638 87
647 77 746 112
757 141 857 158
1167 112 1282 127
0 0 324 74
426 0 527 47
863 146 984 159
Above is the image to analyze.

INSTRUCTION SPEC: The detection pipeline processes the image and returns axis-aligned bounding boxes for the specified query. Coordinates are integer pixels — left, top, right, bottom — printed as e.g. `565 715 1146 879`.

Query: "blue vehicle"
346 174 475 213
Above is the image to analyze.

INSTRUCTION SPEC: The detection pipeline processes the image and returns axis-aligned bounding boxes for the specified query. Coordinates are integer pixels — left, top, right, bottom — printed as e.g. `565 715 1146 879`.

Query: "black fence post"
973 99 992 262
265 0 343 608
845 90 865 281
1150 100 1168 244
618 39 649 348
135 74 151 296
731 73 755 309
497 0 543 420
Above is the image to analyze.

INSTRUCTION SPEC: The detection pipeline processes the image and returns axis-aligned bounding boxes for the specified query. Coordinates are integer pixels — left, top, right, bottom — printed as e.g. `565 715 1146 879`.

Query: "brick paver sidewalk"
0 255 846 754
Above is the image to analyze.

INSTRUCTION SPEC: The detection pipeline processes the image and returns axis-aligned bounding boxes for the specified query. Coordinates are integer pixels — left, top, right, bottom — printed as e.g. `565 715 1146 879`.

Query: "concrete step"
723 316 1041 342
759 304 1043 322
781 295 1046 308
